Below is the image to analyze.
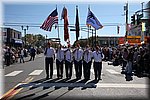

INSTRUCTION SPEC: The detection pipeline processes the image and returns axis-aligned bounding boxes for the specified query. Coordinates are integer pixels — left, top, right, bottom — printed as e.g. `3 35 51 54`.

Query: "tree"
23 34 45 47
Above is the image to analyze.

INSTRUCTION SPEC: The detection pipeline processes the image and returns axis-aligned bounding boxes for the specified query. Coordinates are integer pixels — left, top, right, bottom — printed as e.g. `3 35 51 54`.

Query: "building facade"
96 36 124 47
2 28 23 47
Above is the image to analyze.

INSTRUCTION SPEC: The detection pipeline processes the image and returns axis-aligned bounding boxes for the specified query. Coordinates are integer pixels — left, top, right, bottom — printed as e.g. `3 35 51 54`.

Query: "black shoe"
59 75 63 78
46 76 49 80
85 78 90 81
50 76 52 79
76 77 80 80
66 77 69 79
98 78 102 80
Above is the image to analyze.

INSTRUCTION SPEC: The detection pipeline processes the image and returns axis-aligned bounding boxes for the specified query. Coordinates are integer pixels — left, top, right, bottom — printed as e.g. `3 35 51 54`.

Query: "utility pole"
141 2 145 43
141 2 144 15
124 2 128 42
21 26 28 48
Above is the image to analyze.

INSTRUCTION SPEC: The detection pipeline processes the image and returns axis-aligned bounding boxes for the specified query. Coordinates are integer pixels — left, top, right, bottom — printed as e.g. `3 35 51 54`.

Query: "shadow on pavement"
14 78 99 100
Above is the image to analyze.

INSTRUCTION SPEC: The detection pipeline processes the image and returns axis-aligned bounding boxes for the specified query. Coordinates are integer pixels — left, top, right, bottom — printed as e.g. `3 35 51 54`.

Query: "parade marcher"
64 46 73 79
73 44 83 79
29 47 36 61
19 48 25 63
56 44 64 79
93 46 104 80
44 42 55 79
83 45 93 80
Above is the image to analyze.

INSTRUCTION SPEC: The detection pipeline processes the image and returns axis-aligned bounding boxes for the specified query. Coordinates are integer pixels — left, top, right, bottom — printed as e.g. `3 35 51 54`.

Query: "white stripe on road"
106 69 120 74
29 70 43 76
5 71 23 76
96 83 148 88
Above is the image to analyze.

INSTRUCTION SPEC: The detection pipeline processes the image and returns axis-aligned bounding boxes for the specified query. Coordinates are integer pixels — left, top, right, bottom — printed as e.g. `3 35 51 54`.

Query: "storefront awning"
12 38 23 44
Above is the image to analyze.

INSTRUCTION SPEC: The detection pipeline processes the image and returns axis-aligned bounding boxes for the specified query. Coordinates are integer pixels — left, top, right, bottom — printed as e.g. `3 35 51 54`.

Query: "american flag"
40 8 58 31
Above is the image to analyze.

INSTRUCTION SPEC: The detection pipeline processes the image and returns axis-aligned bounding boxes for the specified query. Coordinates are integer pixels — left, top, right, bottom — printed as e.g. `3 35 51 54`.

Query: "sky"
1 0 149 45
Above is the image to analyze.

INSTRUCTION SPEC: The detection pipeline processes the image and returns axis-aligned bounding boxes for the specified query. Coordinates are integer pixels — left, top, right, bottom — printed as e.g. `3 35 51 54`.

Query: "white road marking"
5 71 23 76
106 69 120 74
96 83 148 88
29 70 43 76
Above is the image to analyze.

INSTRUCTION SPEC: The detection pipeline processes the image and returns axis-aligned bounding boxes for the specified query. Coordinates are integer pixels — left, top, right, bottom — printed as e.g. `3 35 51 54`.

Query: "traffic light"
117 25 120 34
131 15 135 25
137 14 143 25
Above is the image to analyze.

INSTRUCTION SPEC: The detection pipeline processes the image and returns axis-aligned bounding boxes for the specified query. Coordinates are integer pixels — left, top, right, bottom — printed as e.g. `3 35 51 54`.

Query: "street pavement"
1 53 150 100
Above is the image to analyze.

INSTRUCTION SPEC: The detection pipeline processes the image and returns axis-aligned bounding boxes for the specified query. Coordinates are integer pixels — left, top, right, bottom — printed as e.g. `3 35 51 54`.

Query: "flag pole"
56 5 60 44
95 28 96 47
87 5 90 45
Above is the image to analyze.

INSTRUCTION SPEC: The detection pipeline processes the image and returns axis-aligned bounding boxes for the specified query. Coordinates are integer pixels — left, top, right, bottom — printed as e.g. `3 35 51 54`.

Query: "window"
14 32 16 38
3 32 6 36
18 34 20 39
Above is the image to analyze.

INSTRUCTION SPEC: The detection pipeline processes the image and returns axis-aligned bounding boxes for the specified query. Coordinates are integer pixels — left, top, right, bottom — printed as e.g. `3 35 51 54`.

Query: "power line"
2 22 125 28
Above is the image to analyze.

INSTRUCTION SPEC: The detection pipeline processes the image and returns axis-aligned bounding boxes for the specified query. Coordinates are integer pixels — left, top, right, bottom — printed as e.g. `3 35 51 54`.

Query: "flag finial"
88 5 90 10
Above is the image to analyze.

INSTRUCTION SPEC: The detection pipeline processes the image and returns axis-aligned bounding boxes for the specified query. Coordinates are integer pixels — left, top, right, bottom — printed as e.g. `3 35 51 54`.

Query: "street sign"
70 29 76 31
142 22 146 32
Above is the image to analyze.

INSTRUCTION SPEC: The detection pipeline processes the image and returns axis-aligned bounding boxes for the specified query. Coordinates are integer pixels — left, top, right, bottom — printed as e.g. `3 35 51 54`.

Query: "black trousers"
65 60 73 79
30 54 35 61
93 62 102 80
56 59 64 78
74 60 82 79
45 57 53 78
83 61 92 80
5 56 10 66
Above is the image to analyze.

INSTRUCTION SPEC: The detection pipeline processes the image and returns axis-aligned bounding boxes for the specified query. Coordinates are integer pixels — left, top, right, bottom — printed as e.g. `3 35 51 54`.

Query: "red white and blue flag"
40 8 58 31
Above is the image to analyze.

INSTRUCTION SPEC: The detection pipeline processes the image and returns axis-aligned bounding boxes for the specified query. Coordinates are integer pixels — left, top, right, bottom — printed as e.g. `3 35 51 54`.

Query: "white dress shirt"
65 49 73 62
74 48 83 61
83 50 93 63
93 51 104 62
56 49 64 62
45 47 55 58
20 49 24 56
